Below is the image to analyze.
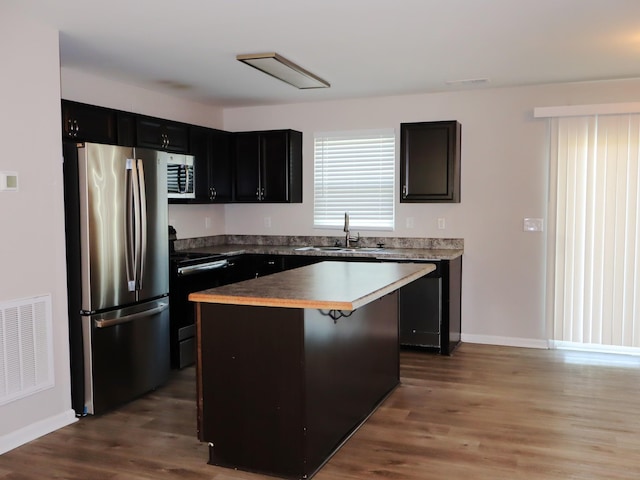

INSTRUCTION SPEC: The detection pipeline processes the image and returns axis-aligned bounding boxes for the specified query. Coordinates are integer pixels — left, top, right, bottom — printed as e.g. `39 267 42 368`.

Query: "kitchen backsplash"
174 234 463 251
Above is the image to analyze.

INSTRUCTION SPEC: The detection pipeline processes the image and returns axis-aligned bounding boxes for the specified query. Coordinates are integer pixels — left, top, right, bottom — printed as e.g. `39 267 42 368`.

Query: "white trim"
534 102 640 118
550 340 640 356
461 333 550 350
0 409 77 454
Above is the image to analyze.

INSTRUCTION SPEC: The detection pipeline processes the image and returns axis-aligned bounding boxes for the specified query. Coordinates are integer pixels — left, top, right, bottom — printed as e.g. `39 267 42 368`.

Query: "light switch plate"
0 171 18 191
523 217 544 232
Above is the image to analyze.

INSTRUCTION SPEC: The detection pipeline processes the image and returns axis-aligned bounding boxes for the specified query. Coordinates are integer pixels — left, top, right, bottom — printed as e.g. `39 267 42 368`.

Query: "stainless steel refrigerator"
63 142 171 415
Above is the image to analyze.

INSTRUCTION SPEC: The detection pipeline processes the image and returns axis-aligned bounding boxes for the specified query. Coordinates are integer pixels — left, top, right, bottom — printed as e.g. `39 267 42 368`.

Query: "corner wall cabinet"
400 120 461 203
233 130 302 203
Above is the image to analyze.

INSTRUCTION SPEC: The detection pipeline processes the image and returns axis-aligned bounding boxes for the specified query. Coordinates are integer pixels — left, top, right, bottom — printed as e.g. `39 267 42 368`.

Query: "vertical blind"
551 114 640 347
314 129 395 230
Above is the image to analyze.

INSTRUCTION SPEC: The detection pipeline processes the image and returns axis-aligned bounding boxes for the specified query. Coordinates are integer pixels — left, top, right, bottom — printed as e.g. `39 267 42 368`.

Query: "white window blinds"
550 113 640 349
314 130 395 230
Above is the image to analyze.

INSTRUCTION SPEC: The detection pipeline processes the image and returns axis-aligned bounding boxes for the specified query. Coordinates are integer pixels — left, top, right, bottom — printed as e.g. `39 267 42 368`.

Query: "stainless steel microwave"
166 153 195 199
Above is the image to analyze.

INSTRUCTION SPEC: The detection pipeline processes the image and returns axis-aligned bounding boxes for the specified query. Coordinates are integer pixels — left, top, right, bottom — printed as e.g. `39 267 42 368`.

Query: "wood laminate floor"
2 343 640 479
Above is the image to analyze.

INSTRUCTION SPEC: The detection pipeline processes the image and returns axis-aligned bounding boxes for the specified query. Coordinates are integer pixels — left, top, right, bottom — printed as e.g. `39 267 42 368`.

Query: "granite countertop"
182 243 463 261
188 261 435 310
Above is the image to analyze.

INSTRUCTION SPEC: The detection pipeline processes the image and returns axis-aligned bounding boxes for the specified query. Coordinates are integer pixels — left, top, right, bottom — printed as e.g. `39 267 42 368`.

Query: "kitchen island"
189 261 435 479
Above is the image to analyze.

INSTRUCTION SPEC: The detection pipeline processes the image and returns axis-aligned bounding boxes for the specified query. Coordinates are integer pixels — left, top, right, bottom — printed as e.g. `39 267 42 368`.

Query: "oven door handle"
177 259 229 276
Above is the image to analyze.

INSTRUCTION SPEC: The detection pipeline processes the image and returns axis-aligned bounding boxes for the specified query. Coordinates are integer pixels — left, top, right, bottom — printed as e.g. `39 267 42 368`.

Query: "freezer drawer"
82 298 170 414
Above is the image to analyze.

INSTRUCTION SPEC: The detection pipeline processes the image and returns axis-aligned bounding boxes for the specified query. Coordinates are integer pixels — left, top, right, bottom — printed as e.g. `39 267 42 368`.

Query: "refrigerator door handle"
94 301 169 328
125 159 138 292
136 159 147 291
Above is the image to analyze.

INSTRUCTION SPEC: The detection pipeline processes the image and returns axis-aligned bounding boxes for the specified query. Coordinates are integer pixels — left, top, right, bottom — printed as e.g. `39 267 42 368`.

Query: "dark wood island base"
191 261 435 479
197 293 399 479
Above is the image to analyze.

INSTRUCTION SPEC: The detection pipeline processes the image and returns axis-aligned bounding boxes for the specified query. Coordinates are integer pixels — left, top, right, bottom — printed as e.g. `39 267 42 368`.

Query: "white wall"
222 79 640 347
60 67 227 240
0 8 76 453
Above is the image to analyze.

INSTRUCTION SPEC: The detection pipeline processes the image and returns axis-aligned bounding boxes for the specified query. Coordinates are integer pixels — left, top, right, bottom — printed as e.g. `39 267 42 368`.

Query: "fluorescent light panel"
237 52 330 89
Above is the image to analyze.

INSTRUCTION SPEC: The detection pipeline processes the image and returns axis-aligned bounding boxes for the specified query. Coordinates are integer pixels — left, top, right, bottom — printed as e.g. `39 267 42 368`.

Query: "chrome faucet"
343 212 359 248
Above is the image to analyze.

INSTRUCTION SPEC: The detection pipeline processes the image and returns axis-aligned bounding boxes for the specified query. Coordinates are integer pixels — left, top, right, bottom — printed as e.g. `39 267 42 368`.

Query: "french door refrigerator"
63 142 170 415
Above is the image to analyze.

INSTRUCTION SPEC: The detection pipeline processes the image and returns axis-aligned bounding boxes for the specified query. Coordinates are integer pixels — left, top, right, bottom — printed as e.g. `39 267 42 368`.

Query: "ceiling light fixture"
445 78 490 86
236 52 330 89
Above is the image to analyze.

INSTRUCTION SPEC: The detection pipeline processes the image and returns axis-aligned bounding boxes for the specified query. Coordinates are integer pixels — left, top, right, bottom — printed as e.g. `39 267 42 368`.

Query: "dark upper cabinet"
188 126 233 204
116 111 136 147
136 115 189 153
62 100 118 145
400 120 461 203
233 129 302 203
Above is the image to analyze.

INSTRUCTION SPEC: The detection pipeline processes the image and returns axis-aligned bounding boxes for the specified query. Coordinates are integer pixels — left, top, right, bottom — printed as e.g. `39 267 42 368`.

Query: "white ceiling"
7 0 640 107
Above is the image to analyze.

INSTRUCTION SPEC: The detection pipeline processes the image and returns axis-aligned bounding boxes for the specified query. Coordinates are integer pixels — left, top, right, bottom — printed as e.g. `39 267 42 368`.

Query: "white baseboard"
461 333 550 350
0 409 77 455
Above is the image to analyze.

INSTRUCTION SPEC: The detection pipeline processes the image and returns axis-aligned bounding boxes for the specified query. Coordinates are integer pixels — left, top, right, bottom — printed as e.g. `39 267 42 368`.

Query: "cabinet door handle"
402 184 408 199
209 187 216 200
165 134 170 149
69 119 79 137
256 187 261 200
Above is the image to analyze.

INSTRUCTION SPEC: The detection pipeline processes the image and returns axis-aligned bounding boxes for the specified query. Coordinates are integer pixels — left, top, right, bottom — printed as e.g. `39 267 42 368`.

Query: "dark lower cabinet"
399 274 441 348
398 256 461 355
181 253 461 356
277 254 462 355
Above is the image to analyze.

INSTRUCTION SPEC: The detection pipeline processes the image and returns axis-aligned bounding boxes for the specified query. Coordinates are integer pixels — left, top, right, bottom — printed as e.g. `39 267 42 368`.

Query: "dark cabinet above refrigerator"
136 115 189 153
62 101 119 145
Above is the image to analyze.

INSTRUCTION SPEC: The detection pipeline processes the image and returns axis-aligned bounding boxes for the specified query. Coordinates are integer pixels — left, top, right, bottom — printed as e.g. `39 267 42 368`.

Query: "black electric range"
169 250 229 369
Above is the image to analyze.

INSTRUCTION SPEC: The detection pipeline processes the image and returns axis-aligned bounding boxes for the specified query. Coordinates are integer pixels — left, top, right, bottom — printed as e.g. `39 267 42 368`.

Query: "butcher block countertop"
188 261 435 310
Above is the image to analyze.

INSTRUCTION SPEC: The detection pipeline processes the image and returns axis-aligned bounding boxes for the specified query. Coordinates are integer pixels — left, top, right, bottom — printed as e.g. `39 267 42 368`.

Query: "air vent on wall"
0 294 54 406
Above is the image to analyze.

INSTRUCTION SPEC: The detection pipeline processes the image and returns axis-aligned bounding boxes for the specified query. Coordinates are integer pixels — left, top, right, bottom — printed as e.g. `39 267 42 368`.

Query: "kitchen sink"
294 246 383 253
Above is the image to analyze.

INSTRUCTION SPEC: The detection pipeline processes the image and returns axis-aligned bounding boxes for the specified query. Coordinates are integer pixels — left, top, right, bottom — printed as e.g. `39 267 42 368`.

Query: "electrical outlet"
264 216 272 228
523 218 544 232
406 217 414 229
437 218 446 229
205 217 211 229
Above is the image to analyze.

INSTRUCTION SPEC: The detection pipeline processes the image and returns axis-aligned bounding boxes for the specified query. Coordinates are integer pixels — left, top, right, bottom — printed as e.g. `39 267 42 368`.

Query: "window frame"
313 128 396 231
